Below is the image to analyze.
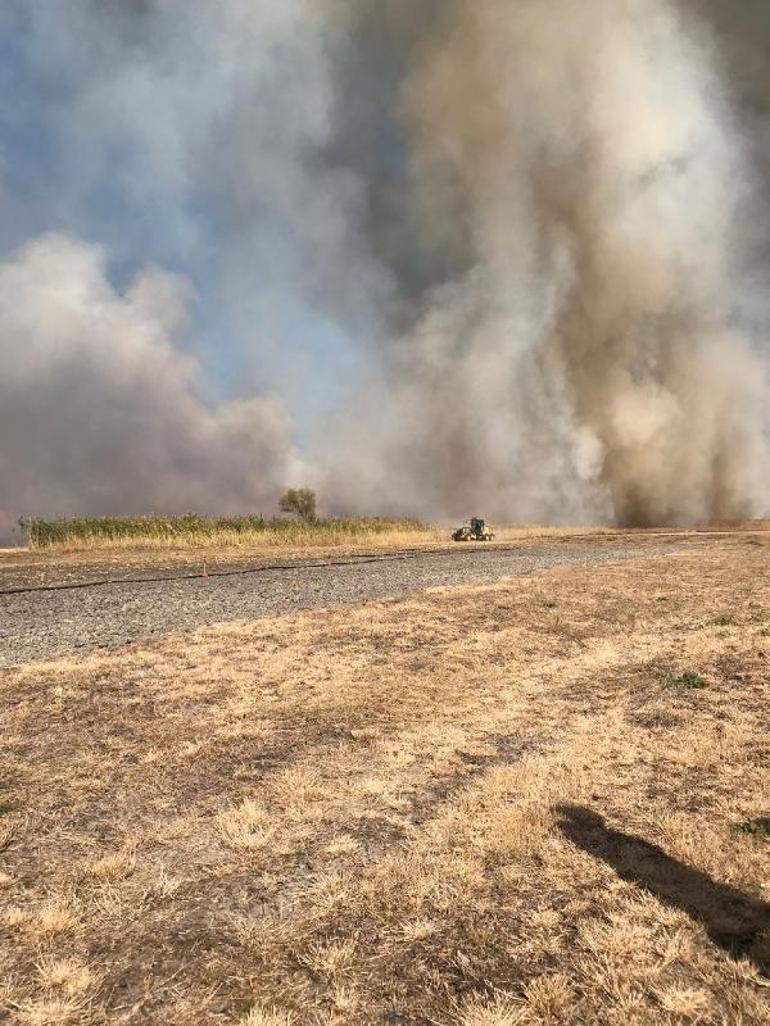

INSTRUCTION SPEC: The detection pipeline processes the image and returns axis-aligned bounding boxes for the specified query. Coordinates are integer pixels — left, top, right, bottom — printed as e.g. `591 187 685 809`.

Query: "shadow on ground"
555 804 770 978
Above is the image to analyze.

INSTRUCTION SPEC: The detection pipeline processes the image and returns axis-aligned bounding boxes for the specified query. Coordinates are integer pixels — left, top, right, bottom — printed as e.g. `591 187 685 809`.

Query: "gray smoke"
328 0 770 525
1 0 769 530
0 0 380 528
0 234 298 517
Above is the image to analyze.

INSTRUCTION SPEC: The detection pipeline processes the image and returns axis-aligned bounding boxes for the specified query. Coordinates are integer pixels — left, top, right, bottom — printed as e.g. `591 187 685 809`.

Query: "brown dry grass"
1 523 610 564
28 525 446 555
1 537 768 1024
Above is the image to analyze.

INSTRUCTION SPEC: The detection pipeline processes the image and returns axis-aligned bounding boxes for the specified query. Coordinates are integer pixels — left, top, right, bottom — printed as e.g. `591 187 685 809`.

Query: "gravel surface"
1 542 678 665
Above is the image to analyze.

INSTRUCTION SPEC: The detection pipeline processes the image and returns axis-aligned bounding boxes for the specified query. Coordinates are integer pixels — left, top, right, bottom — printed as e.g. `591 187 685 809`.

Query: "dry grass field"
20 516 434 553
1 534 768 1024
11 521 612 560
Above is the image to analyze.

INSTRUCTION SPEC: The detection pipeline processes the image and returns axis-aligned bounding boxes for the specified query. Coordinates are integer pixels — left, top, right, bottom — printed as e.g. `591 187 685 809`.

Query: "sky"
0 1 367 415
1 0 769 540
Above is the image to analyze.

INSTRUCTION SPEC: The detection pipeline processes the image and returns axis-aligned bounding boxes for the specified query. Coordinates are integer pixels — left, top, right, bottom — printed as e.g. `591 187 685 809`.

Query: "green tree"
279 487 317 523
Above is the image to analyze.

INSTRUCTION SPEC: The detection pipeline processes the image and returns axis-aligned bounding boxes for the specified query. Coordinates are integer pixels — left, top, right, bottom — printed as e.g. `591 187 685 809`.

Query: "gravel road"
1 541 678 665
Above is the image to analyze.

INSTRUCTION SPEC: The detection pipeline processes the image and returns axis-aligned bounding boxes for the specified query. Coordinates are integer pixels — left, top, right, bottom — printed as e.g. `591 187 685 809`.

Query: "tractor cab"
452 517 495 542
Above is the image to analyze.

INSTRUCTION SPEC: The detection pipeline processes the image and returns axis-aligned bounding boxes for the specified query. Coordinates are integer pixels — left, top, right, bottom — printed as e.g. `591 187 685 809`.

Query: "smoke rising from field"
0 234 298 517
1 0 769 530
0 0 365 524
330 0 770 525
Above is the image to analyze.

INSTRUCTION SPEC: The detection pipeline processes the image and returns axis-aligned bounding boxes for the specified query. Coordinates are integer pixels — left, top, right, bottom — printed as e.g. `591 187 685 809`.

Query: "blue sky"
0 2 396 440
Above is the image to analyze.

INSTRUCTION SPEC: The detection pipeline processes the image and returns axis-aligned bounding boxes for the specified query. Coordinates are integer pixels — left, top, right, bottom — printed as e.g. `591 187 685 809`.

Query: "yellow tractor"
452 517 495 542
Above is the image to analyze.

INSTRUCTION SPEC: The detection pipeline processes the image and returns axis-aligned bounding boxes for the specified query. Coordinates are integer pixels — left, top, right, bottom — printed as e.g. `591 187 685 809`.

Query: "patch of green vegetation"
655 595 669 603
543 600 557 609
734 819 770 840
278 487 317 523
711 614 736 627
665 670 707 690
0 801 16 816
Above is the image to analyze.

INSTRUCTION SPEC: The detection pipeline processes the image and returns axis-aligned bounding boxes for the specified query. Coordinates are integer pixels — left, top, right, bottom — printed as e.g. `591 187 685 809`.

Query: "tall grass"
23 513 430 551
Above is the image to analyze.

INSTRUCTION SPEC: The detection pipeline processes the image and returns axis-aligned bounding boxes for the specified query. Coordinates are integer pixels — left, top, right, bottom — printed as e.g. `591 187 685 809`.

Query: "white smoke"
5 0 392 388
329 0 770 525
0 0 374 530
0 234 298 518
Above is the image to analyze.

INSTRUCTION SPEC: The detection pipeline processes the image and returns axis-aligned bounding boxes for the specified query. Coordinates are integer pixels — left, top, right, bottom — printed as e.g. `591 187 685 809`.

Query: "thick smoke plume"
1 0 769 532
331 0 770 525
0 234 298 518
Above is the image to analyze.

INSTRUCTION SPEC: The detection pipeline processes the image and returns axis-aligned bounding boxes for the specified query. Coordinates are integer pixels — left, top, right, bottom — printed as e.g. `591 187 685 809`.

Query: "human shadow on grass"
555 805 770 978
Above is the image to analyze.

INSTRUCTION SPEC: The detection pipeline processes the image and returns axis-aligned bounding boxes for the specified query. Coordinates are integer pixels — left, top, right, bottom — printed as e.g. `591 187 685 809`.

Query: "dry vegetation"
20 512 769 556
22 515 434 552
15 515 616 560
1 537 768 1024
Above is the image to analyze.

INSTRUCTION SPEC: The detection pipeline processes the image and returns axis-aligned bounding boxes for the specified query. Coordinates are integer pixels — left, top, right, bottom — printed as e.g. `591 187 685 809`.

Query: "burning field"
1 531 768 1024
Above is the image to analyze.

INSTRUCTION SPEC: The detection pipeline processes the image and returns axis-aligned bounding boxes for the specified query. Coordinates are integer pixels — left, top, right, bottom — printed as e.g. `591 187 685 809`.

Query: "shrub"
665 670 707 690
734 818 770 839
278 488 317 523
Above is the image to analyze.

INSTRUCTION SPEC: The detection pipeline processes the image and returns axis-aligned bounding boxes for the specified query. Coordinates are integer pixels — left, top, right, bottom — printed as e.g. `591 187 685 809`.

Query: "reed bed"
23 514 431 551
